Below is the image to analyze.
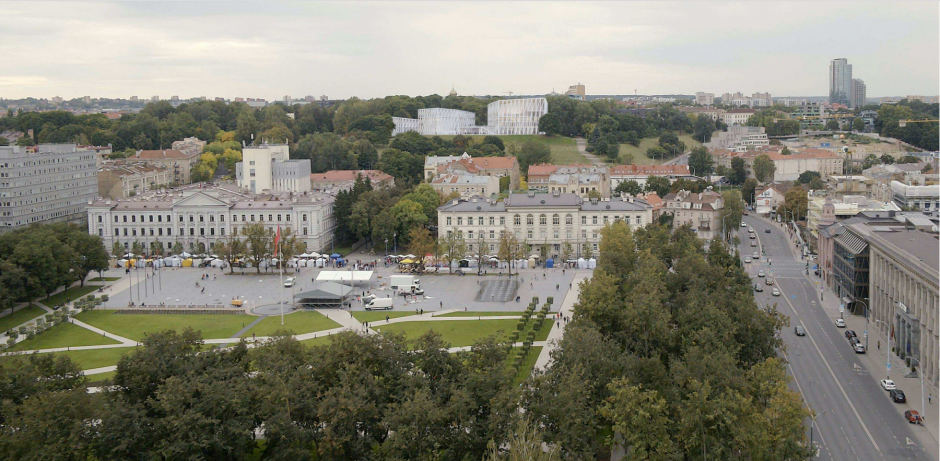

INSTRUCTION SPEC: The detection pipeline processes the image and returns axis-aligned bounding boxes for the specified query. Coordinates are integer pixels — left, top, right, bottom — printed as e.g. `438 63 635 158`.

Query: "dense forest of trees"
0 222 813 460
871 99 939 151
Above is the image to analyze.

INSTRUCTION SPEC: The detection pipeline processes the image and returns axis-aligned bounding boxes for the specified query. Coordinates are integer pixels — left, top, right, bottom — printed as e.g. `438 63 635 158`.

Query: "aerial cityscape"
0 2 937 460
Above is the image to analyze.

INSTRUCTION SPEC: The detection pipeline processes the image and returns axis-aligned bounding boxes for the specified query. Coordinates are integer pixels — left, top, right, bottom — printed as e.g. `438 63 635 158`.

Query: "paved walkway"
575 138 606 165
533 272 589 371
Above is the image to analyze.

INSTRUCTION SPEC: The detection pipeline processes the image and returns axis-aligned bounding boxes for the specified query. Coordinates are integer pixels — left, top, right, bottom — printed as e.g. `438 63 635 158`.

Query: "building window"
527 230 533 239
552 214 560 225
277 214 281 221
268 215 272 221
303 214 308 222
149 215 153 222
131 215 136 223
220 215 224 222
540 214 547 225
457 217 463 226
489 216 495 226
200 228 205 236
251 215 255 222
189 216 194 222
189 228 194 236
565 214 572 225
500 216 505 225
98 229 103 236
527 214 534 225
285 215 289 221
592 216 598 225
97 215 102 223
581 215 586 225
490 230 495 239
514 215 521 225
468 231 474 239
446 217 452 226
636 216 642 225
603 216 608 224
209 215 214 222
478 217 483 226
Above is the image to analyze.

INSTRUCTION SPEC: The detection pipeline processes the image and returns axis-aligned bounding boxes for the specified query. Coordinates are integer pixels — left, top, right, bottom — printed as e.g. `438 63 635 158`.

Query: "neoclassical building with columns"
436 191 653 260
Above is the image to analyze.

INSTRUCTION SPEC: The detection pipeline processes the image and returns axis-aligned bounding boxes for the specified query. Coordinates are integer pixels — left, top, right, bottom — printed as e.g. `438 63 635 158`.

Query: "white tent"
588 258 597 269
180 252 192 258
210 259 226 268
316 271 374 283
192 258 204 267
577 258 587 269
298 253 310 258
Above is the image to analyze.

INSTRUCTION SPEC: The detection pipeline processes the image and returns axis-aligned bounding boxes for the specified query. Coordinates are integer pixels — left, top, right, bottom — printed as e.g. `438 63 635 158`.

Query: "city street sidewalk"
533 272 588 371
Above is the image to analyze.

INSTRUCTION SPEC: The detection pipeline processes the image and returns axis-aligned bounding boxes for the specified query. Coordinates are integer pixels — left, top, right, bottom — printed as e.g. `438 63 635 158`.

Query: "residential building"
827 175 877 199
751 92 772 107
662 189 725 240
694 92 715 106
527 164 610 198
310 170 395 190
794 102 827 128
392 97 547 136
858 110 878 132
78 145 113 168
705 126 769 152
609 164 693 189
806 195 899 242
86 184 337 255
431 153 521 190
424 154 466 181
678 106 725 122
770 148 844 181
436 191 652 259
851 79 867 110
565 83 586 101
829 58 853 106
753 183 789 214
97 162 172 200
235 143 311 194
430 173 500 199
125 148 200 184
171 137 207 158
890 180 940 211
0 144 98 232
721 109 757 126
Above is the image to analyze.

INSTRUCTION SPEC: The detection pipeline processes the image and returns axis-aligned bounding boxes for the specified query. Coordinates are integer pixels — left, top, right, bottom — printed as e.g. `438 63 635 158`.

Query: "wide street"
737 215 938 460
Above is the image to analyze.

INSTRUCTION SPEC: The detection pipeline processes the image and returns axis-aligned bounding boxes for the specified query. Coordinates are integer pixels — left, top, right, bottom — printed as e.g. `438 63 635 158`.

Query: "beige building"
527 164 610 198
609 164 693 189
662 189 725 240
235 143 310 194
722 109 757 126
806 194 899 241
432 154 521 190
171 137 207 158
430 173 500 199
125 149 200 185
97 162 172 200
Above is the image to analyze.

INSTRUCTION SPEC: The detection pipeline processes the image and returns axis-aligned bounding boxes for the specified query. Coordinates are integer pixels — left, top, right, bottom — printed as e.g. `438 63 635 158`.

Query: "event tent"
294 282 352 309
315 271 374 285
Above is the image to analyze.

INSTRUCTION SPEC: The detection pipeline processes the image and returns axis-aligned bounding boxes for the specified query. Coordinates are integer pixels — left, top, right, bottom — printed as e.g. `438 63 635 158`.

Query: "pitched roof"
130 149 195 160
610 164 691 176
527 163 559 176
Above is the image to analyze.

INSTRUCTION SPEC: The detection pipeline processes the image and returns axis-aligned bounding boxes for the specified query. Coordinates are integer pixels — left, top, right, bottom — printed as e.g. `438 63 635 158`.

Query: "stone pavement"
533 272 590 371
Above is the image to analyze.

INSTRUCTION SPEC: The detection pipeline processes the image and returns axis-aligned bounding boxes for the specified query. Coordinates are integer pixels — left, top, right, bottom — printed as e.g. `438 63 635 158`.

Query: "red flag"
274 225 281 255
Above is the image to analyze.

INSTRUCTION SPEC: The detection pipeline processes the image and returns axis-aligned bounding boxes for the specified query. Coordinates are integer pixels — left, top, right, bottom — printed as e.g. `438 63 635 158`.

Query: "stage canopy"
294 282 353 309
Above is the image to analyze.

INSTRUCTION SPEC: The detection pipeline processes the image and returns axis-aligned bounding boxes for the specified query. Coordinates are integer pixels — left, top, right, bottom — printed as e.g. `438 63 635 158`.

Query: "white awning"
315 271 375 283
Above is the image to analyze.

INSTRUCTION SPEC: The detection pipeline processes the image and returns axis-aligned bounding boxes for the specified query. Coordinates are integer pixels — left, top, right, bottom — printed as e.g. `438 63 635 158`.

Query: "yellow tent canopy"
399 258 415 264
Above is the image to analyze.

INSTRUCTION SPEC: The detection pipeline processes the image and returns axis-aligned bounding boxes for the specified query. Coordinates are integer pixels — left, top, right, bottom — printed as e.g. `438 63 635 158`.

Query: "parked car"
757 270 765 278
835 318 846 328
881 379 896 391
748 228 755 233
854 343 866 354
905 410 922 424
283 277 295 288
845 330 857 339
890 389 907 403
771 288 780 296
795 325 806 336
765 229 771 233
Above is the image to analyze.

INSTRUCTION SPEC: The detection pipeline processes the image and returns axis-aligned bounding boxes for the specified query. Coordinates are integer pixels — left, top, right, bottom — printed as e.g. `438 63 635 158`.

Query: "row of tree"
0 223 109 313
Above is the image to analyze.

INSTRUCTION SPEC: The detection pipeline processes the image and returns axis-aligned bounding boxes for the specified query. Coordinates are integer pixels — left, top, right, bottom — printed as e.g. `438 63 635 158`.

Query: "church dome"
449 87 457 97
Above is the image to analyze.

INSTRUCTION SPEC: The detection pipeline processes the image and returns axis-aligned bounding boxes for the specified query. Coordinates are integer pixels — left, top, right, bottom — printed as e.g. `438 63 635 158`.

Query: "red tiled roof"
527 163 559 176
610 164 690 176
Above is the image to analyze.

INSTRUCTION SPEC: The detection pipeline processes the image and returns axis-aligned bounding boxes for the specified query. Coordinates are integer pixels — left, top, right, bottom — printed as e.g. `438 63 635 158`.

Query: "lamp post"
809 409 827 452
393 232 397 255
909 356 926 426
385 238 388 257
857 299 870 351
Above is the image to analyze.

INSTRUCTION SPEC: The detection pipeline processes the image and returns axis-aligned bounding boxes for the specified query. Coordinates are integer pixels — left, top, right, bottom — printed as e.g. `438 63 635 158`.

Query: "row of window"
103 226 312 238
448 228 602 241
103 213 310 224
445 213 643 226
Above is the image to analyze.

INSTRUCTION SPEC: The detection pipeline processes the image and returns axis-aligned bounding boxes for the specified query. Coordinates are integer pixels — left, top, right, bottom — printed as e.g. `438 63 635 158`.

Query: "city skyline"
0 2 937 100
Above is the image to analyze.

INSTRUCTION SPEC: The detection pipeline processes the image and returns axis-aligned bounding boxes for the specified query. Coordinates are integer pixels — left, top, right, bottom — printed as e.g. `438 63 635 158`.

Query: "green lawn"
352 311 416 323
532 318 554 341
618 132 700 165
436 134 585 164
76 311 256 341
86 370 116 383
40 285 102 307
374 319 517 349
0 347 135 371
512 346 542 385
0 305 46 333
437 311 525 318
10 322 121 351
245 311 341 337
88 277 121 282
299 335 335 348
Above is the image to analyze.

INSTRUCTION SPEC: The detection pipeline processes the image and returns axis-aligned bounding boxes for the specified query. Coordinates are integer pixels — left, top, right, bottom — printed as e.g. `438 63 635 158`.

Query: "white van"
364 297 394 311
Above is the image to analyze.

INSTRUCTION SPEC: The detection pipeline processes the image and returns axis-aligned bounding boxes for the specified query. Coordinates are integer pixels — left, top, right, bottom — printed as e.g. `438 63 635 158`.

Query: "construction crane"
504 91 513 96
898 119 939 127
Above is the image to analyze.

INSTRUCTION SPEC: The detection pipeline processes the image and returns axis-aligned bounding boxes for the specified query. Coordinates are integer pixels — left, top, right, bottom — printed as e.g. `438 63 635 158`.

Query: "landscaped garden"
76 310 257 341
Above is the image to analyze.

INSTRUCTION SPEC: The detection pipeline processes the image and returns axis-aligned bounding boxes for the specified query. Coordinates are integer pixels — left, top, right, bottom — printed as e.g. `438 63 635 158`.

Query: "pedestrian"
930 394 933 404
420 308 423 315
386 315 389 322
440 301 443 309
877 340 880 350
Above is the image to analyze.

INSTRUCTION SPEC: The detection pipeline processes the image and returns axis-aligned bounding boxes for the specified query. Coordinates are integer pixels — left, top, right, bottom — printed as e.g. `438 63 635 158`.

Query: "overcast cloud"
0 1 937 100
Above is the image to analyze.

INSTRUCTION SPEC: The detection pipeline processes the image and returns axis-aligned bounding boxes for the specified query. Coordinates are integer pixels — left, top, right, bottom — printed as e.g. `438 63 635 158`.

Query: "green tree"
517 140 551 176
215 233 247 274
687 146 714 176
742 177 759 205
242 222 271 273
600 379 677 460
729 157 748 185
779 186 808 221
171 241 184 255
880 154 896 165
352 139 378 170
377 148 423 185
752 154 775 183
615 180 643 197
797 170 821 184
852 117 865 132
692 114 717 142
826 119 840 130
481 135 505 152
718 190 744 241
389 199 429 244
644 175 671 198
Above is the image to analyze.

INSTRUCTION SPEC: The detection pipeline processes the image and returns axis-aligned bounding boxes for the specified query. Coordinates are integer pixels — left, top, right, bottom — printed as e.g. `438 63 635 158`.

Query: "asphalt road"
737 216 932 461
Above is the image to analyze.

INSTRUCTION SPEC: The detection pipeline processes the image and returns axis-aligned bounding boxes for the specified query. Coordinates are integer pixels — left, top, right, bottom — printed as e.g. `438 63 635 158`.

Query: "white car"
772 288 780 296
283 277 295 288
744 256 752 263
752 252 759 259
757 270 765 278
835 318 846 328
881 379 896 391
741 222 748 227
751 241 758 247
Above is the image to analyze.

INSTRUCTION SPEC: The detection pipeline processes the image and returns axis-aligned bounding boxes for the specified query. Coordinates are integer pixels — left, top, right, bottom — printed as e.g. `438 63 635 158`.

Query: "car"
744 257 752 263
752 252 760 259
850 337 861 346
905 410 922 424
748 228 755 233
749 234 756 239
835 318 846 328
755 284 764 292
772 288 780 296
845 330 857 339
795 325 806 336
765 278 774 285
890 389 907 403
881 379 896 391
757 270 765 277
283 277 295 288
854 343 866 353
741 222 748 227
764 229 771 233
749 241 757 247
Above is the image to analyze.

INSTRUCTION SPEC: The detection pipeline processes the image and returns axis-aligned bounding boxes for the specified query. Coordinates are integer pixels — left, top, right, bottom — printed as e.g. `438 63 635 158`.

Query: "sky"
0 1 937 100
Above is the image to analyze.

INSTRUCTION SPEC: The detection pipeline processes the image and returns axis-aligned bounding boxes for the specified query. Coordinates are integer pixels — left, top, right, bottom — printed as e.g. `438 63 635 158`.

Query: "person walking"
929 394 933 404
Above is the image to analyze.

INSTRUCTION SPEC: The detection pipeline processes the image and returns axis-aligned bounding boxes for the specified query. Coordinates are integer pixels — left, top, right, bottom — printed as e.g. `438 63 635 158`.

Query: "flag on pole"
274 225 281 256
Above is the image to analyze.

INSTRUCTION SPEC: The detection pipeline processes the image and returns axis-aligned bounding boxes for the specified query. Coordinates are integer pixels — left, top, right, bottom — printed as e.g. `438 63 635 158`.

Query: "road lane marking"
776 275 881 452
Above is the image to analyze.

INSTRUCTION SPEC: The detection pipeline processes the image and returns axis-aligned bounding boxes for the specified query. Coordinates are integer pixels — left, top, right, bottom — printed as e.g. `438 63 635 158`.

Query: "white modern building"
393 97 548 136
890 181 940 211
235 143 311 194
695 92 715 106
87 184 336 255
705 126 769 152
0 144 98 232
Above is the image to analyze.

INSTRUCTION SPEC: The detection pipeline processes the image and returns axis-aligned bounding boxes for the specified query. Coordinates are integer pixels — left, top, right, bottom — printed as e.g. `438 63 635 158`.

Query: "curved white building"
418 108 476 135
486 98 548 135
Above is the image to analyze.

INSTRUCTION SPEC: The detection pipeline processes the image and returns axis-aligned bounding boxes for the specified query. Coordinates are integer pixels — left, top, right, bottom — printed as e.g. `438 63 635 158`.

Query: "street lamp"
809 409 827 452
857 299 871 351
